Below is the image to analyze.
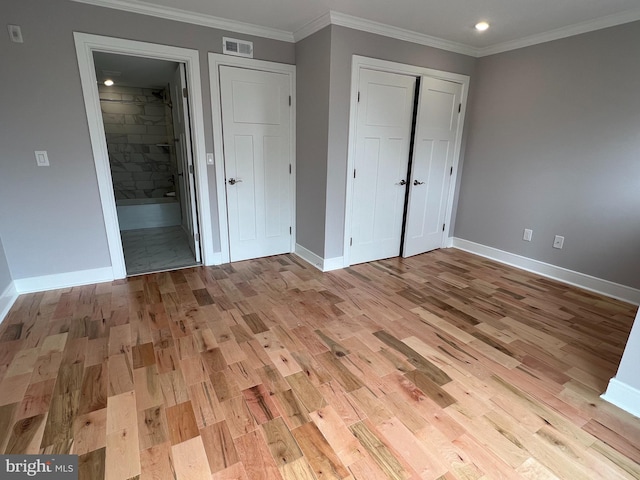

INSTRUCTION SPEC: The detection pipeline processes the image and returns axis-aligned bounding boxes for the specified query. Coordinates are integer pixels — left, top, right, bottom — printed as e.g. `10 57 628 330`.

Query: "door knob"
413 179 425 186
227 178 243 185
396 179 407 186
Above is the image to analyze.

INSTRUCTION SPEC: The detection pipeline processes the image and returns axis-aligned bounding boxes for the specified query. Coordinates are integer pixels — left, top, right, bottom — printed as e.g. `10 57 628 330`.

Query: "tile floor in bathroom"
120 225 199 275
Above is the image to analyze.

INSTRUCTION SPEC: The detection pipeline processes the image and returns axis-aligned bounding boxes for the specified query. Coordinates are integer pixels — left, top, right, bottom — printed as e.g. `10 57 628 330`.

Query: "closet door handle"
396 179 407 186
413 179 425 186
228 178 243 185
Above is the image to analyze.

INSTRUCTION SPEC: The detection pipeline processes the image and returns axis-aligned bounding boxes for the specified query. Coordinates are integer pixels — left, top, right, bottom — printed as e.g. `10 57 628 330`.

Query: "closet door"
403 76 462 257
350 69 416 265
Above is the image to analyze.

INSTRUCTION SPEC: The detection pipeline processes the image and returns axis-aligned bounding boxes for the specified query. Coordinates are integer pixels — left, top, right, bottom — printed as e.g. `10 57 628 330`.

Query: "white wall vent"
223 37 253 58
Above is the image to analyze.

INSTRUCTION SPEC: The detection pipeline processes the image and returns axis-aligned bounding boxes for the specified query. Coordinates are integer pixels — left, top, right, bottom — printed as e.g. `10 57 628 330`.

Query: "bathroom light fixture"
475 21 490 31
104 79 114 86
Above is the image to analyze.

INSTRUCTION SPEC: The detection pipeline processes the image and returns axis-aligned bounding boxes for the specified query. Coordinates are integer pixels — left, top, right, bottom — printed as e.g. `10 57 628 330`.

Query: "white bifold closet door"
403 77 462 257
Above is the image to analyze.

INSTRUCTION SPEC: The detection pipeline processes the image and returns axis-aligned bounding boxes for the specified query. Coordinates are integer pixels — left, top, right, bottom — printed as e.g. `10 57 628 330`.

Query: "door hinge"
357 91 360 103
189 164 194 174
442 223 446 232
289 227 292 235
289 95 292 106
350 237 353 246
289 164 291 174
183 87 188 99
195 233 200 242
458 103 461 113
450 166 453 175
353 169 356 179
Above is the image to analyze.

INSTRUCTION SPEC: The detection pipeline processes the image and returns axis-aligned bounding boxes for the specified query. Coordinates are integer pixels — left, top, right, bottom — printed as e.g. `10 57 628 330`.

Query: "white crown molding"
477 7 640 56
70 0 295 42
293 12 332 42
294 11 480 57
71 1 640 57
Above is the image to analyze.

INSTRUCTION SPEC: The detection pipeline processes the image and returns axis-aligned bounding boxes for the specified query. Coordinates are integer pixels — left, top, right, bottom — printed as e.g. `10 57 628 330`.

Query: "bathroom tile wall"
99 85 177 199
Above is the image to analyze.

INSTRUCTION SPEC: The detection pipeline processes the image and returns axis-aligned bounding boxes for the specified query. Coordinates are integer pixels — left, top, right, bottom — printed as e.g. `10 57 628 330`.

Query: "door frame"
74 33 214 279
208 53 296 264
343 55 470 267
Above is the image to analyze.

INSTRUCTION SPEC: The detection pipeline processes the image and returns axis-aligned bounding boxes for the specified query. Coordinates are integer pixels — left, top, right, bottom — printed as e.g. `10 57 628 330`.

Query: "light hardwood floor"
0 249 639 479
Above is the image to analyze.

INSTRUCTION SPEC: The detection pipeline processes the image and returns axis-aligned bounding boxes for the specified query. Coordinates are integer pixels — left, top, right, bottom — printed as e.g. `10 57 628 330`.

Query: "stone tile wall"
99 85 177 200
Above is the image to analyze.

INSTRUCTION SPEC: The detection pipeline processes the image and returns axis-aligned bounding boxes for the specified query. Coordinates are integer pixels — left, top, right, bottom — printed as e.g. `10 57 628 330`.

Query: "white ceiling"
77 0 640 56
93 51 178 88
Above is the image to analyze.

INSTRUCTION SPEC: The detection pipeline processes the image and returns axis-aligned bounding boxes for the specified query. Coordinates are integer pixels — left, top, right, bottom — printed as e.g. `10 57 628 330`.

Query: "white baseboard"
294 244 344 272
451 238 640 305
601 378 640 419
13 266 115 294
0 281 19 324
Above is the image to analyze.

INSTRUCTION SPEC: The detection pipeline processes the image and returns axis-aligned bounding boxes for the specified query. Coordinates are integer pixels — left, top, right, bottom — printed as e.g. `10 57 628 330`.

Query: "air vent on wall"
223 37 253 58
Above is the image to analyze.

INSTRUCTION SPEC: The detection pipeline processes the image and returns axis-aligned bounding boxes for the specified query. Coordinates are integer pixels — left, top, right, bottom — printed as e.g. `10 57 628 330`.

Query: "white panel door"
403 76 462 257
350 69 416 265
172 63 201 262
219 65 292 262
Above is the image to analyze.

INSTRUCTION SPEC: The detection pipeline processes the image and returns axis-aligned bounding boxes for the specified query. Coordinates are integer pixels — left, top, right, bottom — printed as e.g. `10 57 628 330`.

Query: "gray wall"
0 236 12 294
455 21 640 289
295 27 331 257
325 25 477 259
0 0 294 280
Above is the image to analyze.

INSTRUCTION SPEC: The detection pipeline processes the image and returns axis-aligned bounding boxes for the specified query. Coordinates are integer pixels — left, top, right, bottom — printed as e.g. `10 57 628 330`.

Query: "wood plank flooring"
1 249 639 479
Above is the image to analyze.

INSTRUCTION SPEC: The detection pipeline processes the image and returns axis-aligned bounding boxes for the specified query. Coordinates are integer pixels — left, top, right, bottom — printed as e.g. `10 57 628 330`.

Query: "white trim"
452 238 640 305
294 244 324 271
343 56 469 268
477 8 640 57
70 1 640 58
13 267 114 295
294 244 344 272
70 0 294 42
74 33 214 278
0 281 18 324
208 53 296 264
293 12 332 43
329 11 477 57
601 378 640 419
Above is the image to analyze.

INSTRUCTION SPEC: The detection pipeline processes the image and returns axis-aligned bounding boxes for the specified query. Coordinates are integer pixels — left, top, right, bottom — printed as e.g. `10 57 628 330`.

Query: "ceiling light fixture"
104 79 114 86
475 21 490 32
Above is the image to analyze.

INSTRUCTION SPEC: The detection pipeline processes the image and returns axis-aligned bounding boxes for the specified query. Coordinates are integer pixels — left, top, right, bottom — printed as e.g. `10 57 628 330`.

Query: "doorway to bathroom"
93 52 202 275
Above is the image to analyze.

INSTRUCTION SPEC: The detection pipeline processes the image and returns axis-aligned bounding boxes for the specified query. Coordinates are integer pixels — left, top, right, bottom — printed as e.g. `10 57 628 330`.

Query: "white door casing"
74 33 213 278
209 55 296 264
344 56 469 268
403 76 463 257
349 69 416 265
171 64 201 262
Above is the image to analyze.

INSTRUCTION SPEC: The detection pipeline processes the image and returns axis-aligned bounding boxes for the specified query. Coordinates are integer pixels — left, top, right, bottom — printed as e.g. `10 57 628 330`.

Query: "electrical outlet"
523 229 533 241
553 235 564 249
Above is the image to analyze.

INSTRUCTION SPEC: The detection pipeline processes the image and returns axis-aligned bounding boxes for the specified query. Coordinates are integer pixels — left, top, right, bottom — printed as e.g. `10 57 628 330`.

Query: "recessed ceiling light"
475 21 490 32
104 79 114 86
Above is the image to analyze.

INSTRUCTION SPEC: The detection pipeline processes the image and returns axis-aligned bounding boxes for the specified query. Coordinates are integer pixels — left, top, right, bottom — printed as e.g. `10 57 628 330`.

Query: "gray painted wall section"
325 25 476 259
295 27 331 257
455 21 640 289
1 0 294 279
0 237 12 294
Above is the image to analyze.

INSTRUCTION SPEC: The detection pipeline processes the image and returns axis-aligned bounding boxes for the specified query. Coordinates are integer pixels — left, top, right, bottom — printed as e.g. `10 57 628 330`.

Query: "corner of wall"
0 281 19 325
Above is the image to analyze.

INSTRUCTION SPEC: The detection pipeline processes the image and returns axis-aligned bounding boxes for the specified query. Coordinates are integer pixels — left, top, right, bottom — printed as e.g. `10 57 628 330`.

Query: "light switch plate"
35 150 49 166
206 153 214 165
